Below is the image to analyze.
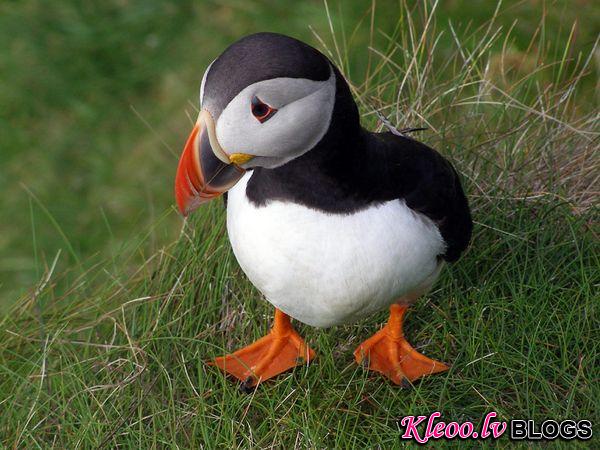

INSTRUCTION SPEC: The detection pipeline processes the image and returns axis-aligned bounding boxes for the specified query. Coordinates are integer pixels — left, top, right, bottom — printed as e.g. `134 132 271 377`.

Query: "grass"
1 0 599 448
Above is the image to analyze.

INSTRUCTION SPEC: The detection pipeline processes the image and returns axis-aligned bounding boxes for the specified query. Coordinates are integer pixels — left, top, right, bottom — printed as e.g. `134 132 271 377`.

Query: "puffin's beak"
175 110 253 216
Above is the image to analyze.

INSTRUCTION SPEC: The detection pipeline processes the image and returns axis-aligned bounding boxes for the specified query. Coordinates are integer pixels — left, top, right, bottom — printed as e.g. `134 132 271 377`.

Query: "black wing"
367 132 473 262
244 128 472 262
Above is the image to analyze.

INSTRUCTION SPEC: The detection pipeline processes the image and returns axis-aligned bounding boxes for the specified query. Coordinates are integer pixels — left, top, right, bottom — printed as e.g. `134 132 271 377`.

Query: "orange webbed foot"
354 304 448 386
210 309 315 391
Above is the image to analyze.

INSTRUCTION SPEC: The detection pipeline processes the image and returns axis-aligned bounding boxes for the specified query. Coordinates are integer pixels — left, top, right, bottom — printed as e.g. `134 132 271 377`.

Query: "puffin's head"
175 32 342 216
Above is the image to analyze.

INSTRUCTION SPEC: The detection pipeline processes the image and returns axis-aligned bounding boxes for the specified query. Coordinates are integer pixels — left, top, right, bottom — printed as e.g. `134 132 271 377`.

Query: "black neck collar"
245 67 374 213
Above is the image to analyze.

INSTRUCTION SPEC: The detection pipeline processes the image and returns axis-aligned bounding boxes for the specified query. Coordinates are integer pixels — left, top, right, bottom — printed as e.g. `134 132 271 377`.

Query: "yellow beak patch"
229 153 255 165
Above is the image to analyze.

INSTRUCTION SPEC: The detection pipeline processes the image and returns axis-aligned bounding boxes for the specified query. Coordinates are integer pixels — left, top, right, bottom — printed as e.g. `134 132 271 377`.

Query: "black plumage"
245 60 472 262
207 32 472 262
203 32 330 120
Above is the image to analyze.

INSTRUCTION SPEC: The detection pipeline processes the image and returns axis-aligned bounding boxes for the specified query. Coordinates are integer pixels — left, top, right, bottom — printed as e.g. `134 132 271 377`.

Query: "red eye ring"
251 96 277 123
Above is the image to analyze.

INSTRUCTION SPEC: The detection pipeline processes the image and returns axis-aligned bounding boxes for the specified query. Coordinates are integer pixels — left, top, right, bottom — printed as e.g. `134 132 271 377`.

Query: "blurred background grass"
1 0 597 304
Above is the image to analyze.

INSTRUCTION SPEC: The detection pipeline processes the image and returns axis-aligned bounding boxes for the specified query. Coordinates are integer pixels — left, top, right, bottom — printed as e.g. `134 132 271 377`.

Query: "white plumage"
227 172 445 327
216 71 336 169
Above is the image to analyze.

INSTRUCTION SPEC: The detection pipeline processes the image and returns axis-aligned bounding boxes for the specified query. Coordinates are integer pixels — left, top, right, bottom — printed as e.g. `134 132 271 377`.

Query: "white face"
199 59 214 106
209 68 336 169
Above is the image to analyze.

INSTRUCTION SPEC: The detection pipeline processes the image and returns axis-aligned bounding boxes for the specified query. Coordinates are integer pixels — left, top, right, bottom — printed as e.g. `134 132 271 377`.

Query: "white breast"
226 172 445 328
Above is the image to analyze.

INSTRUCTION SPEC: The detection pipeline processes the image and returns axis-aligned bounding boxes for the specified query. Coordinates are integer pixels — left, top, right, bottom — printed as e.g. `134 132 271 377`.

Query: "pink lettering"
480 411 496 438
459 422 474 438
424 412 442 439
491 420 507 438
399 411 507 443
400 415 427 443
432 421 445 438
445 422 460 438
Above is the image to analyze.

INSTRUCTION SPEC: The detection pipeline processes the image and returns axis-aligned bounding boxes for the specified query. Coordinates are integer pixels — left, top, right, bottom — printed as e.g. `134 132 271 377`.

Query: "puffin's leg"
353 304 448 385
210 309 315 390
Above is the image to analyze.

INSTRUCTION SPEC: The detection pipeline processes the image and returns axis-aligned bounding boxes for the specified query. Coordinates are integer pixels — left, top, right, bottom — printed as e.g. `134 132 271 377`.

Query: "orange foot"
211 309 315 392
354 304 448 386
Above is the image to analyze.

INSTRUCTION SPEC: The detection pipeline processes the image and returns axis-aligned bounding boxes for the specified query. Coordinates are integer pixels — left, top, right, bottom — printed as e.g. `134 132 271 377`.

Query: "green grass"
1 0 599 447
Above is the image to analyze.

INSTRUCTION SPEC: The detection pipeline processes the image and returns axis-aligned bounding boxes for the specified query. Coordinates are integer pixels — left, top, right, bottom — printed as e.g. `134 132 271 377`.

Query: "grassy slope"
1 0 599 448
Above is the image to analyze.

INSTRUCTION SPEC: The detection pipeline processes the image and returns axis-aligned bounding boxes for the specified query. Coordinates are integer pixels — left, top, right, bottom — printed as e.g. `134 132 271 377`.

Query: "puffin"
174 32 472 390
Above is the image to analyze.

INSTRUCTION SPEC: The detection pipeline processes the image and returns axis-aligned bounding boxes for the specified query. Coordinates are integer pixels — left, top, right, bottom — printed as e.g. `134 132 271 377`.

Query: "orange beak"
175 111 246 216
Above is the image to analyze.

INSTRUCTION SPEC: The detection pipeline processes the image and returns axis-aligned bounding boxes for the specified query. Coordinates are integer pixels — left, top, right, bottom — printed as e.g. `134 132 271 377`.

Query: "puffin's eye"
251 96 277 123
